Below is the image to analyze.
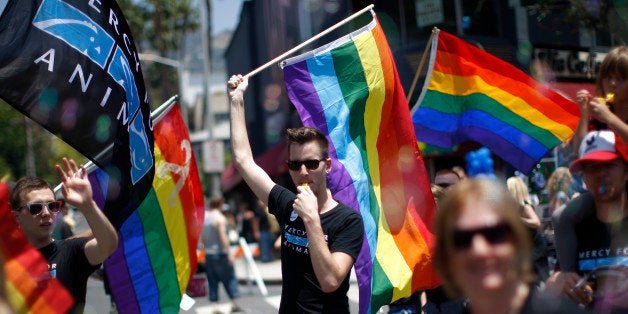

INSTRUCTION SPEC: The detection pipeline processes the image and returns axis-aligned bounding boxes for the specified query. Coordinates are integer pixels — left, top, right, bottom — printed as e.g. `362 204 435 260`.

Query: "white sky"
212 0 243 35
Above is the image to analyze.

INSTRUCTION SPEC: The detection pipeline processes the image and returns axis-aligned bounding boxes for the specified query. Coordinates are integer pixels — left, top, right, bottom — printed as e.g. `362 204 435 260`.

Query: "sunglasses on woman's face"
286 159 325 171
452 222 513 250
18 201 63 216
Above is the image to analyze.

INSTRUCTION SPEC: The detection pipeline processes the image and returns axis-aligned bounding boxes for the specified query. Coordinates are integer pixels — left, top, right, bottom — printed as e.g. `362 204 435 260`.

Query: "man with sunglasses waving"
10 158 118 313
228 75 363 313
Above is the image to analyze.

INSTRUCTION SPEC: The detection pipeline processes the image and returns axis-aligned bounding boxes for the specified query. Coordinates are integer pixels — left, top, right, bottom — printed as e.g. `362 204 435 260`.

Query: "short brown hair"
208 196 225 209
10 177 53 211
596 46 628 97
433 178 534 298
286 127 329 158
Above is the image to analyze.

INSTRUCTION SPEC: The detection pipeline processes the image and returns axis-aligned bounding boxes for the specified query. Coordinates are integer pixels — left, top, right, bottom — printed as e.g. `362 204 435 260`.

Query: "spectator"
572 46 628 151
236 202 259 244
545 167 573 218
506 176 550 286
452 166 467 181
434 169 461 189
256 199 276 262
434 178 585 313
547 130 628 312
201 196 243 313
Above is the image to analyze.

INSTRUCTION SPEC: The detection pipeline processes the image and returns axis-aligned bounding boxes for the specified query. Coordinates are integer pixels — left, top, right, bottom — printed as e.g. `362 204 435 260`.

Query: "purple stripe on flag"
105 233 139 313
414 123 538 173
283 60 361 212
88 170 108 210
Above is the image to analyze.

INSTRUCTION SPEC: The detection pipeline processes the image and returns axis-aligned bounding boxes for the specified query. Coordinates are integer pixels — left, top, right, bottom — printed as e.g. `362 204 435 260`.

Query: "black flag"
0 0 154 228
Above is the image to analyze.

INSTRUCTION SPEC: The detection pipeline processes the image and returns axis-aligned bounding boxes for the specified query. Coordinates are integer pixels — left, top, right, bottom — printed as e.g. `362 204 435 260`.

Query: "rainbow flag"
0 181 74 313
412 29 580 174
94 104 204 313
282 16 439 314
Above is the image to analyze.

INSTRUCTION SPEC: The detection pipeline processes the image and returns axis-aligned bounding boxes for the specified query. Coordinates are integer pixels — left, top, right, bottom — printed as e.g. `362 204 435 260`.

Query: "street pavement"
84 256 361 313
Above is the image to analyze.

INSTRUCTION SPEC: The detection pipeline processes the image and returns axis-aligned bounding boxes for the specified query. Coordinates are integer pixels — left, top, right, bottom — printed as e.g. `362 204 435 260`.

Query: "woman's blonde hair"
546 167 572 197
433 178 534 298
506 176 531 206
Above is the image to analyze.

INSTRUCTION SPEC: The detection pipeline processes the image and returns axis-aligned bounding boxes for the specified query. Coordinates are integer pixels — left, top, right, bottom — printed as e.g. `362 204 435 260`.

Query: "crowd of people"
0 45 624 314
221 44 628 313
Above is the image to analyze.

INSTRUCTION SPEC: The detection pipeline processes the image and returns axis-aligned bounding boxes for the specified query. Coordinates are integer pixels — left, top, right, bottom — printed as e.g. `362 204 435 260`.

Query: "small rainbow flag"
93 104 204 313
412 29 580 174
0 181 74 313
282 16 439 314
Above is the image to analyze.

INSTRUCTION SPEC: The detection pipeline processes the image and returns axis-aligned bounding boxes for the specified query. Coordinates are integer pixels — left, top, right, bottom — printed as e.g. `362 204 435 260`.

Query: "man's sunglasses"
286 159 325 171
18 201 63 216
452 222 513 250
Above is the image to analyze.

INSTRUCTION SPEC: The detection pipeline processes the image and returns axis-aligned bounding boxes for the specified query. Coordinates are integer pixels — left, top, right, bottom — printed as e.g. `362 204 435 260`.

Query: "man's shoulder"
565 192 595 209
335 202 362 218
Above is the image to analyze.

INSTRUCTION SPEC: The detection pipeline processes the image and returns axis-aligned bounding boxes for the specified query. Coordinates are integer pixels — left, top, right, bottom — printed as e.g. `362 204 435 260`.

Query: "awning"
547 81 596 101
221 141 289 192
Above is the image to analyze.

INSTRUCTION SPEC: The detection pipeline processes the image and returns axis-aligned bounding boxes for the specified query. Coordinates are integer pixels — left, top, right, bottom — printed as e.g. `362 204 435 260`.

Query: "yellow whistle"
597 93 615 107
301 183 309 187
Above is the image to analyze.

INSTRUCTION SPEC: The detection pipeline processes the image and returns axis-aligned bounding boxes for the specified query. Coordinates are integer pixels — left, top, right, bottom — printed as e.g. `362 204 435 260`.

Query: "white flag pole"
244 4 375 78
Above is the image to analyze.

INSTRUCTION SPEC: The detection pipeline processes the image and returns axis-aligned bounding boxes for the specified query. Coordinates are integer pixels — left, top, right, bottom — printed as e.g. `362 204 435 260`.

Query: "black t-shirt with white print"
268 185 364 314
39 237 100 313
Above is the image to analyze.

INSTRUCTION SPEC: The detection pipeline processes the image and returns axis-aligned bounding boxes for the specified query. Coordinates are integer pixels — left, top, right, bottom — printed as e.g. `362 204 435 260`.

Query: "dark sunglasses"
286 159 325 171
452 222 513 250
18 201 63 216
436 183 452 188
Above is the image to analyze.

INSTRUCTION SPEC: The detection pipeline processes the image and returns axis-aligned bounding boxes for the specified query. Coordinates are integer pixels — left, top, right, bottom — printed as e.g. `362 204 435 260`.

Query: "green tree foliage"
0 100 85 184
117 0 200 107
524 0 627 45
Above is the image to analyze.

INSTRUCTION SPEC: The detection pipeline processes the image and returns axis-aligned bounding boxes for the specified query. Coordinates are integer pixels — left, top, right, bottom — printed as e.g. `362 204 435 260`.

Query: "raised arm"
228 75 276 204
571 89 591 154
55 158 118 265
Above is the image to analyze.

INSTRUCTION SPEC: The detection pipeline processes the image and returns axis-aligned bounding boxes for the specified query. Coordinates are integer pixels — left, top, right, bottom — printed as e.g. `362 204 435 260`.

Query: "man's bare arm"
228 75 275 205
55 158 118 265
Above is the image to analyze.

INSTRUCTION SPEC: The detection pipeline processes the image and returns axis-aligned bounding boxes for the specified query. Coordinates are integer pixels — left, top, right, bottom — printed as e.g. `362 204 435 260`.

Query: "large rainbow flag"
93 104 204 313
412 29 580 174
0 181 74 313
281 16 439 314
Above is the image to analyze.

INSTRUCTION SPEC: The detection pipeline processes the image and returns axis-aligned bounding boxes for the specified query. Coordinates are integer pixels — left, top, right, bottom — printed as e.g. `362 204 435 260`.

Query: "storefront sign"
415 0 444 28
533 48 607 80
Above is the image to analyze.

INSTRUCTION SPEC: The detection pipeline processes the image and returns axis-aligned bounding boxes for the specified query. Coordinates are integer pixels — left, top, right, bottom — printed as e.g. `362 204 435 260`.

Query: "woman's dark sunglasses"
286 159 324 171
452 222 513 250
18 201 63 216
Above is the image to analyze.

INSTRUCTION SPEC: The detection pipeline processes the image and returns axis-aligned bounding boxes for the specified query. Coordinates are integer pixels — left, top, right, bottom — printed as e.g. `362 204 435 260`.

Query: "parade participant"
10 158 118 313
228 74 364 313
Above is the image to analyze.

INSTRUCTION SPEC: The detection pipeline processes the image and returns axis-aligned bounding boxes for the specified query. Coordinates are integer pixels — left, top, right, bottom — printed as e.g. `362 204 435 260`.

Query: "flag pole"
54 95 179 193
244 4 375 78
406 27 438 103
